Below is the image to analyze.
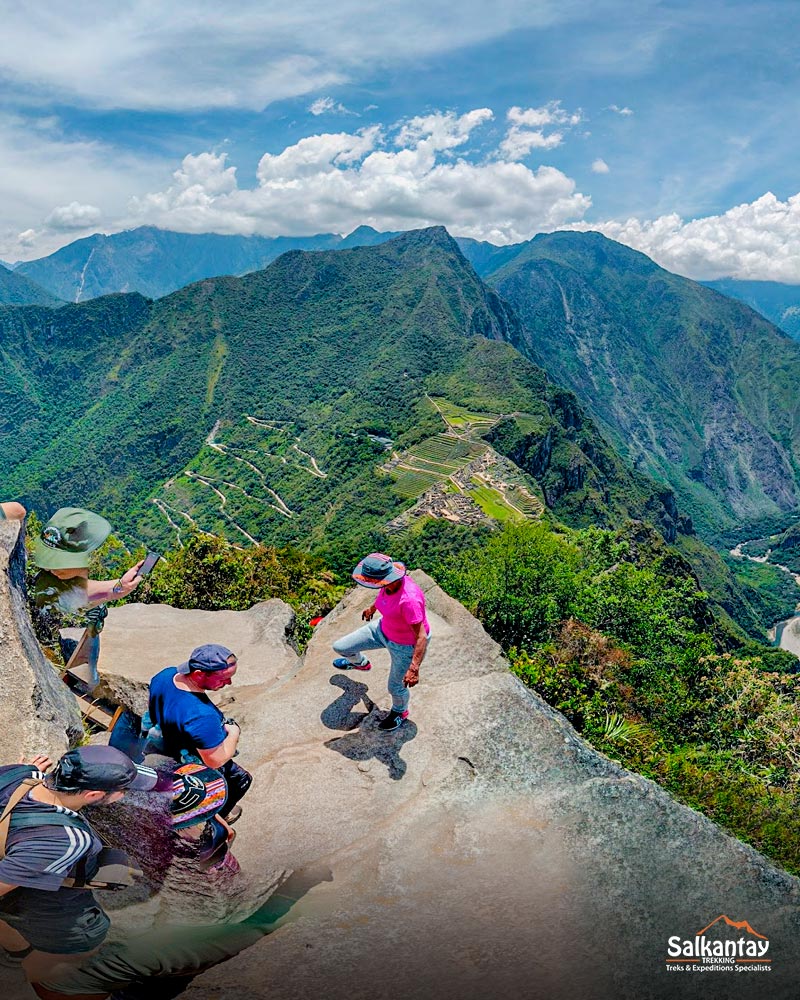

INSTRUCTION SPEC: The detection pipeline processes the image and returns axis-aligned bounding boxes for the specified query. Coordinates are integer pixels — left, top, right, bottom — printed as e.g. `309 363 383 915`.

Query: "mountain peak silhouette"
697 915 767 940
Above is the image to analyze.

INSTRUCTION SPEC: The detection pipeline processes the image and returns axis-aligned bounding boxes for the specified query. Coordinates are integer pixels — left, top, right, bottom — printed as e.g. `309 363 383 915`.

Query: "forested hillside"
466 231 800 535
0 263 61 307
3 228 684 562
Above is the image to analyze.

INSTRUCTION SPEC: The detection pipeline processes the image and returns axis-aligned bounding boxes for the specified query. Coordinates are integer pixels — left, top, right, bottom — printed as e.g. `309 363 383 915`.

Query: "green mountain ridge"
14 225 400 303
0 263 61 307
473 230 800 535
3 228 682 551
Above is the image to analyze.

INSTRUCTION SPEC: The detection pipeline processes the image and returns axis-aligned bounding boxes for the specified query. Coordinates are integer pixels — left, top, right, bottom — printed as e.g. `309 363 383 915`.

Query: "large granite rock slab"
3 565 798 999
179 572 799 1000
0 518 81 759
93 599 300 715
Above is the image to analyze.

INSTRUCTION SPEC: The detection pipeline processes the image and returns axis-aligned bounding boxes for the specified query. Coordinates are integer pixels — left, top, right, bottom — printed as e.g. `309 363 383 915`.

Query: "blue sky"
2 1 799 280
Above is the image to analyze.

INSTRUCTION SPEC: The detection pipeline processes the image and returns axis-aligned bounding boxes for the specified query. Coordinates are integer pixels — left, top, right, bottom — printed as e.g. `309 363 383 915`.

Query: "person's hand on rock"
21 753 53 771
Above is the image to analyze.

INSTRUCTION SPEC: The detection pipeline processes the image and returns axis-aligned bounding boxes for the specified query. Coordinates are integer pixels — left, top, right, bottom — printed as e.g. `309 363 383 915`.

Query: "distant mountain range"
702 278 800 340
2 228 680 556
7 225 800 539
11 225 400 303
0 263 61 307
460 231 800 534
10 225 800 345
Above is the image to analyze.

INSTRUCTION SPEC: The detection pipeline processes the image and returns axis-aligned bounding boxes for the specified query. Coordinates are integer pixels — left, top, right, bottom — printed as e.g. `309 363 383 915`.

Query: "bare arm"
197 723 241 769
86 562 145 605
403 620 428 687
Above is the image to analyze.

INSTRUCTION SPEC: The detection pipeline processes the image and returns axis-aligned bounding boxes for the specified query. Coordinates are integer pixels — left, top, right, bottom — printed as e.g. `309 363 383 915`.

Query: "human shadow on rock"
323 678 417 781
320 673 376 731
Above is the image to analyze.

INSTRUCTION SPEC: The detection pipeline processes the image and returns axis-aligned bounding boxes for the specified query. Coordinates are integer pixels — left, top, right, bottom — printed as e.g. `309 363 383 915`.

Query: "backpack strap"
0 776 136 891
0 778 93 859
0 766 40 797
0 778 42 860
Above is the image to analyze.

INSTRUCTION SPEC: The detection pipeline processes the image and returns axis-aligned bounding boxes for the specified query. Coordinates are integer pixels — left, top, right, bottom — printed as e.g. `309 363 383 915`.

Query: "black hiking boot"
378 709 409 732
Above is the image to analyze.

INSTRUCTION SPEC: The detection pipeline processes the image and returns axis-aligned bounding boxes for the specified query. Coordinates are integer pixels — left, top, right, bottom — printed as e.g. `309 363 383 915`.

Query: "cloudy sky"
1 0 799 280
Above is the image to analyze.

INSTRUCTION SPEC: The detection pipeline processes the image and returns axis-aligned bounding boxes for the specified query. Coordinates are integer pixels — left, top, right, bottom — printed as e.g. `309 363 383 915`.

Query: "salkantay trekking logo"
666 915 771 974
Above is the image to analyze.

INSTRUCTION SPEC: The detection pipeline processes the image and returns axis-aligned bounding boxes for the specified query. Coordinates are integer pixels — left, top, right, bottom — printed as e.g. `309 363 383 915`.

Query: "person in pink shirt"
332 553 430 732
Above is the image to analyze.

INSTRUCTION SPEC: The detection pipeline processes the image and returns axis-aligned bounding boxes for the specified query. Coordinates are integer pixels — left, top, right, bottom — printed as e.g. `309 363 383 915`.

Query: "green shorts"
0 887 110 954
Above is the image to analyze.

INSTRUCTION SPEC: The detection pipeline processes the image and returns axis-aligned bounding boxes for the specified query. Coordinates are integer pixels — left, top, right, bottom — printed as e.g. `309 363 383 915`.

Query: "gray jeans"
332 619 428 713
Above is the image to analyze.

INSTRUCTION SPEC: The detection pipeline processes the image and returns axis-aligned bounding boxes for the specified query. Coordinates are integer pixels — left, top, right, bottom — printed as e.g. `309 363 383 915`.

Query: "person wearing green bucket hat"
31 507 145 615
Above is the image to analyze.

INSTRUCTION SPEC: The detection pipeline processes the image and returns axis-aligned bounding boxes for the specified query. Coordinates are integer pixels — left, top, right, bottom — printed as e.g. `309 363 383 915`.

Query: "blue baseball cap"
176 644 237 675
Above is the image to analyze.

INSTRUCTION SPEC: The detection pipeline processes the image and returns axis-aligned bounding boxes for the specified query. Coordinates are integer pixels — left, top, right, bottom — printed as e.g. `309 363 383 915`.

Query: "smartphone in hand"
134 551 161 579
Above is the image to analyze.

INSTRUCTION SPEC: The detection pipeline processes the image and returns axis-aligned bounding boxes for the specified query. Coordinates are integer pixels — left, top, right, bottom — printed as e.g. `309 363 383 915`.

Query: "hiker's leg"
385 635 431 713
0 916 29 951
8 891 109 984
23 948 102 986
218 760 252 818
32 984 110 1000
332 621 385 666
386 641 414 714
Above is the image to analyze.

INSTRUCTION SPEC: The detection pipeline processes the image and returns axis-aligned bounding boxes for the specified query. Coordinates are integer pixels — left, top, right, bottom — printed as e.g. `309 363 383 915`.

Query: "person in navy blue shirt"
148 644 252 823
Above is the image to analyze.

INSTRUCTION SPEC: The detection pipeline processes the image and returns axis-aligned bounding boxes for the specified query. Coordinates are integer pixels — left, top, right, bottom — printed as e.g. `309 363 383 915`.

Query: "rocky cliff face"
0 519 81 759
479 231 800 533
26 571 797 1000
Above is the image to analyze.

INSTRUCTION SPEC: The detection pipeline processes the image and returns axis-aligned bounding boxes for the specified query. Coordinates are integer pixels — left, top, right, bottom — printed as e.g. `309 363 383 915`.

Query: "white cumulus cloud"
591 158 610 174
571 192 800 282
606 104 634 115
500 102 581 161
0 112 166 259
128 108 591 243
309 96 357 116
44 201 102 230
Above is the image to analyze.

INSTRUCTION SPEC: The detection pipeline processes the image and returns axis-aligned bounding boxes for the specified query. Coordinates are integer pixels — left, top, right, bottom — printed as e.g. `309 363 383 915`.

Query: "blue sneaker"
332 657 371 671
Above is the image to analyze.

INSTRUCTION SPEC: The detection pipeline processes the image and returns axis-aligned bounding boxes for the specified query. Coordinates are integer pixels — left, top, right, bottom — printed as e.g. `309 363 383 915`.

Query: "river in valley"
730 537 800 655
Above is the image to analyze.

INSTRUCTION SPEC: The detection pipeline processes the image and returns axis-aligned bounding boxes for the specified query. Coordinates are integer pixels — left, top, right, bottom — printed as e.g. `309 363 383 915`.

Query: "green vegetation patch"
431 397 501 431
467 480 525 522
421 519 800 874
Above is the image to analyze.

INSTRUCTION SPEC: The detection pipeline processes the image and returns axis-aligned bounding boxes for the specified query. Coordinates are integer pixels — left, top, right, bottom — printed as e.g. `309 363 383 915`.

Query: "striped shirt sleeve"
0 826 93 891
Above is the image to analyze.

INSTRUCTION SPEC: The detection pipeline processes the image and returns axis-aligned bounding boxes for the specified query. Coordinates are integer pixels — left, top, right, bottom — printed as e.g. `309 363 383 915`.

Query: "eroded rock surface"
94 598 300 714
104 572 797 1000
2 565 798 999
0 519 81 759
